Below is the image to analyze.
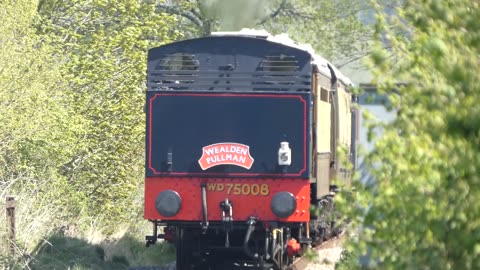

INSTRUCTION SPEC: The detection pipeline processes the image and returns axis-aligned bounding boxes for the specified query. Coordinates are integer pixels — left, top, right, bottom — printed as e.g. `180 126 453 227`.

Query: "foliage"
36 0 182 227
261 0 372 66
340 0 480 269
156 0 372 66
0 0 78 192
0 0 85 266
1 0 180 264
335 249 361 270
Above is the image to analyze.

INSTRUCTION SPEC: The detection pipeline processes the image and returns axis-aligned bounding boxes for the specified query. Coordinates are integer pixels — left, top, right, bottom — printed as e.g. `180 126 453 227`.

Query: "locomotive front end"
143 30 353 270
144 91 311 223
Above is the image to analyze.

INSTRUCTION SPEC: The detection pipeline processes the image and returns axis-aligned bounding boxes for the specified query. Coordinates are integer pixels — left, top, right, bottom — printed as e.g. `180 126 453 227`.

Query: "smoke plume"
200 0 274 31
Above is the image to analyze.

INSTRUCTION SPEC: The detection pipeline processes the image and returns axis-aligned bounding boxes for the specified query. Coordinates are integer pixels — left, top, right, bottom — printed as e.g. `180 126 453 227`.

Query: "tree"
156 0 372 66
0 0 84 258
342 0 480 269
0 0 80 204
36 0 182 227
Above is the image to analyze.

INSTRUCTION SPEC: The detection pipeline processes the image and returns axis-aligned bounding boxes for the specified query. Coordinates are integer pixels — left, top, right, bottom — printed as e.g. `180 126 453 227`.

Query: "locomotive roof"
211 29 352 86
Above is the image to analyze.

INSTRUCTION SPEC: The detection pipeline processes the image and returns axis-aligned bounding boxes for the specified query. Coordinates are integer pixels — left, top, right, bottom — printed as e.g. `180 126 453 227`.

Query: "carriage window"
320 87 329 102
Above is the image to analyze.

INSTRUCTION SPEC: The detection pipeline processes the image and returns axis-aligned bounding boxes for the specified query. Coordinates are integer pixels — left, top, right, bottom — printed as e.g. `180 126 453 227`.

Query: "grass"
102 232 175 267
1 227 175 270
22 231 175 270
29 234 126 270
1 177 175 270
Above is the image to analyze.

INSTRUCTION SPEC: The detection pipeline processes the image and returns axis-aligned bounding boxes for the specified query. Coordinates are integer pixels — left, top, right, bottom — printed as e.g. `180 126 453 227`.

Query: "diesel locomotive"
144 29 356 269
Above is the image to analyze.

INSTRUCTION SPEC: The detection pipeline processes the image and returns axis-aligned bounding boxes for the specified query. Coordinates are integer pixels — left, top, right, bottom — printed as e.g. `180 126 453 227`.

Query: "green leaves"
344 1 480 269
38 0 181 224
0 0 76 177
1 0 183 231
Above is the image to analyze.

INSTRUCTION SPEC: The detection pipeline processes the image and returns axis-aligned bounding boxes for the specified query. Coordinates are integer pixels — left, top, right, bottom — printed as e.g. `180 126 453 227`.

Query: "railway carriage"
144 29 355 270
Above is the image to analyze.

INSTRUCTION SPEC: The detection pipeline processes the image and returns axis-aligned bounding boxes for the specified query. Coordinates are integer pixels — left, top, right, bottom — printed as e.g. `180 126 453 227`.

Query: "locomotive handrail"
148 70 311 76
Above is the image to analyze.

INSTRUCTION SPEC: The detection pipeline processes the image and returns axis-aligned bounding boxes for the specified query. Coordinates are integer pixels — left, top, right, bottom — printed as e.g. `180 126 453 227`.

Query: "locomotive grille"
258 55 299 72
149 53 199 91
148 54 311 92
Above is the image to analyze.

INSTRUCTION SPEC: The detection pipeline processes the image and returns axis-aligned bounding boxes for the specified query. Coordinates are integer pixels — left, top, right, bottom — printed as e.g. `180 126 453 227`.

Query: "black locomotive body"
144 30 355 269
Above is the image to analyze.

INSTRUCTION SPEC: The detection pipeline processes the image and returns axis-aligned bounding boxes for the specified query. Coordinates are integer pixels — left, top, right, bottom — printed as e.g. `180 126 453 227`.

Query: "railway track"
289 232 346 270
129 232 346 270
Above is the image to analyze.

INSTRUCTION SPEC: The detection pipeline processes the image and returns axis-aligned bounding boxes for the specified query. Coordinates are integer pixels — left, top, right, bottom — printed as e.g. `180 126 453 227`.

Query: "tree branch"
258 0 288 25
155 4 203 28
190 7 202 20
336 51 371 68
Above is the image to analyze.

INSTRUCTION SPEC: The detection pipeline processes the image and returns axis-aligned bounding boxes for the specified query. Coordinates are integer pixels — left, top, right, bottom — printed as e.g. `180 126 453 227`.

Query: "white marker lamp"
278 142 292 166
